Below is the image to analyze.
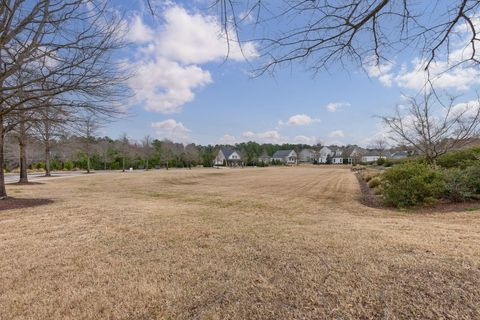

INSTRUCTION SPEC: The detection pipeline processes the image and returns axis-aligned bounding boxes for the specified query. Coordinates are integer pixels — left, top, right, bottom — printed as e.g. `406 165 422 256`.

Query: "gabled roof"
300 148 315 154
273 150 294 158
363 150 382 157
220 147 238 159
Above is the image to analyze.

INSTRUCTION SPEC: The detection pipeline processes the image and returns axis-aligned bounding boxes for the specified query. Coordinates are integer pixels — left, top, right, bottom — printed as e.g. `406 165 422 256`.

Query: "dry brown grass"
0 167 479 319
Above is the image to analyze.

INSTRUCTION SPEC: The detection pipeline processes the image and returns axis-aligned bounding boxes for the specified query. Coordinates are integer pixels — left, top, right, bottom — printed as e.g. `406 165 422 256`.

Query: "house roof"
220 147 238 159
363 150 382 157
391 151 409 158
300 148 315 154
273 150 294 158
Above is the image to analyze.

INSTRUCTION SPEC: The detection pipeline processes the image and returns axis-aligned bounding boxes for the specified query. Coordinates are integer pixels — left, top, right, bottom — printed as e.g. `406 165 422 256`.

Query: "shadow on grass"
0 198 53 211
8 181 44 186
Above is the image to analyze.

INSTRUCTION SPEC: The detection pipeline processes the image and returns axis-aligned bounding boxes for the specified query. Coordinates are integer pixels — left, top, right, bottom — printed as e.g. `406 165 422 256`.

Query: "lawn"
0 167 479 319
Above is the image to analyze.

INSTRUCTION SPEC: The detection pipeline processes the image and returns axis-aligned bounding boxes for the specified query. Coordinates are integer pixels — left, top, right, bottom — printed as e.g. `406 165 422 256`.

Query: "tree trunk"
19 137 28 184
122 157 125 172
45 144 51 177
146 159 149 170
0 119 7 199
86 156 91 173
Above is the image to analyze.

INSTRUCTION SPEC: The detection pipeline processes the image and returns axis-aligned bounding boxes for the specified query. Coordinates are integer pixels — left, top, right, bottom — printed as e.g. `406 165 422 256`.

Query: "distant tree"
118 133 130 172
370 138 389 157
184 144 200 168
32 101 67 176
142 135 153 170
75 115 101 173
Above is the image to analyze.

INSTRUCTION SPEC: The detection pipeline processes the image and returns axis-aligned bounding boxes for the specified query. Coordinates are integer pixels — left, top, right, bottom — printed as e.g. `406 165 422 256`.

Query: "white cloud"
132 58 212 114
366 42 480 91
239 129 285 143
127 5 258 114
151 119 192 143
287 114 320 126
325 102 351 112
328 130 345 138
242 131 255 138
394 58 480 91
157 6 257 64
218 134 238 145
126 15 154 43
450 100 480 118
365 60 394 87
293 135 320 144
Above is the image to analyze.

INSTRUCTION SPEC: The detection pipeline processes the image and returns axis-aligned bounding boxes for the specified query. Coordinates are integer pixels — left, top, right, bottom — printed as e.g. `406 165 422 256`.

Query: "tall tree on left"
0 0 130 199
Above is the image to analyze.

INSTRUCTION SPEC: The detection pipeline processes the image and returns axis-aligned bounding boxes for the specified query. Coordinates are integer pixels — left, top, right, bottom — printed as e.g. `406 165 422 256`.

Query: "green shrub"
368 177 381 189
442 168 470 202
437 147 480 169
376 158 385 166
35 162 45 170
63 161 74 171
381 162 445 208
464 164 480 194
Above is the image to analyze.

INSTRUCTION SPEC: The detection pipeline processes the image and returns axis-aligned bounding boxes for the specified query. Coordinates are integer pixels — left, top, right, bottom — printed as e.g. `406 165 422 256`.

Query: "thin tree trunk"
87 156 91 173
45 144 51 177
0 118 7 199
19 137 28 184
122 157 125 172
146 159 149 170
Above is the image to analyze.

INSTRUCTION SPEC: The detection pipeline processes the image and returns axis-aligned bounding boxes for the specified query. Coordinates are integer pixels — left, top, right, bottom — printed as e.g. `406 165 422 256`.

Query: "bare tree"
31 101 67 177
96 139 112 171
381 92 480 165
141 135 153 170
74 115 101 174
118 133 130 172
0 0 130 198
370 138 389 157
185 143 200 169
208 1 480 77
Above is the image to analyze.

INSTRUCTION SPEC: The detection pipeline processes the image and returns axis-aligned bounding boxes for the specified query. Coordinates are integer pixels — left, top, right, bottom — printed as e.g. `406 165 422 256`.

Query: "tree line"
4 130 326 174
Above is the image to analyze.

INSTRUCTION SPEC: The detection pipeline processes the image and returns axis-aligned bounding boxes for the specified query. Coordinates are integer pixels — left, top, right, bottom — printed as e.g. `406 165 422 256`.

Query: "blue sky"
104 1 480 147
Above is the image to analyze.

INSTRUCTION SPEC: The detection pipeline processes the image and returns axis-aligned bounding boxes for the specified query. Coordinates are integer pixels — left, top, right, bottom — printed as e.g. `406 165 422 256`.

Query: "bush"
464 164 480 194
442 168 470 202
63 161 74 171
437 147 480 169
381 162 445 208
368 177 381 189
376 158 385 166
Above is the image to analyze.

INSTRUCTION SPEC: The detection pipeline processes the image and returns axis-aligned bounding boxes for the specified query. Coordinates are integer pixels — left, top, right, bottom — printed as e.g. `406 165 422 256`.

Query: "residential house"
361 150 385 163
258 155 272 163
390 151 409 159
318 146 333 163
299 149 317 163
272 150 298 164
331 148 345 164
213 148 242 166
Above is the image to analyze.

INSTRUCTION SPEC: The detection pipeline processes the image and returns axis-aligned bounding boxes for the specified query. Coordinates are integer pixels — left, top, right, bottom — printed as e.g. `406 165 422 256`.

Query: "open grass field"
1 166 479 319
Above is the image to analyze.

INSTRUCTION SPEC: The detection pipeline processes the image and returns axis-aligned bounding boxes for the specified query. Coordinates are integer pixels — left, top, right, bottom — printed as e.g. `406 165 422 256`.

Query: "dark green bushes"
437 147 480 169
382 162 445 208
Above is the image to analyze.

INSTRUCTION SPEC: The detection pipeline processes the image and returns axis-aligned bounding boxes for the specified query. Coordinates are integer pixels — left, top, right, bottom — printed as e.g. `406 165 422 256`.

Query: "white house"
331 148 345 164
213 148 242 166
272 150 297 164
361 150 385 163
299 149 317 163
318 146 333 163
